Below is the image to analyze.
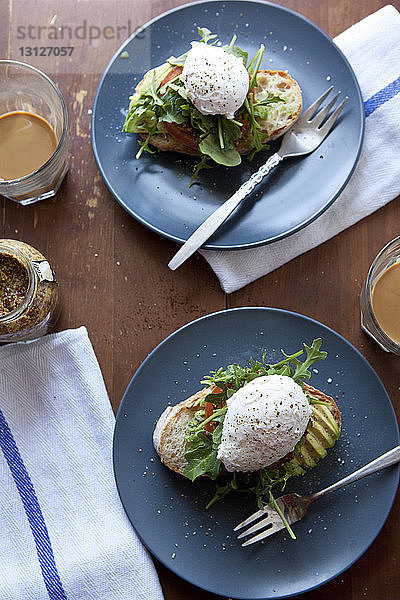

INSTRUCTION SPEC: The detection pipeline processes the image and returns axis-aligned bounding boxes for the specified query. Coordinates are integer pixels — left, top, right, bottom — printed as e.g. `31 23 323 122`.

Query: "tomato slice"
160 65 183 89
204 401 215 434
163 122 199 153
159 66 200 153
205 401 214 419
204 385 223 434
211 385 223 394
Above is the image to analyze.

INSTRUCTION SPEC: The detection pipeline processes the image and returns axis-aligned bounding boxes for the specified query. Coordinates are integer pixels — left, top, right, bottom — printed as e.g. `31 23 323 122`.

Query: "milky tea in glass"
0 60 68 205
361 237 400 355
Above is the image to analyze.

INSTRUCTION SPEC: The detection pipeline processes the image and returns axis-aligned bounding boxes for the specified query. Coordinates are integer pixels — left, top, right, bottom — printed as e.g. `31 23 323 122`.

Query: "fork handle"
168 152 283 270
231 152 283 197
308 446 400 505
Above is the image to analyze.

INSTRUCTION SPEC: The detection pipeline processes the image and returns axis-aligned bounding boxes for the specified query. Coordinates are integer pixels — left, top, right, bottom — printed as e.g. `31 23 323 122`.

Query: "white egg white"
181 42 249 119
217 375 312 472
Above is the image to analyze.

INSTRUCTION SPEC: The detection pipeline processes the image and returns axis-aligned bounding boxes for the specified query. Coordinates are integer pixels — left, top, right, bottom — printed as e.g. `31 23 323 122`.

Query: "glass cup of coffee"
0 60 68 205
360 236 400 355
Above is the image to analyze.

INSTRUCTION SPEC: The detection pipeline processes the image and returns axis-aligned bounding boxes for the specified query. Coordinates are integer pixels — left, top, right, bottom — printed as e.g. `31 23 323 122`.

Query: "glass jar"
0 240 60 342
0 60 69 205
360 236 400 355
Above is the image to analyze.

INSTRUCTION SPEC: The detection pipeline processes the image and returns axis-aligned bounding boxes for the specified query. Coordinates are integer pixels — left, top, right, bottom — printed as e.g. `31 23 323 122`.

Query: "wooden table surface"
2 0 400 598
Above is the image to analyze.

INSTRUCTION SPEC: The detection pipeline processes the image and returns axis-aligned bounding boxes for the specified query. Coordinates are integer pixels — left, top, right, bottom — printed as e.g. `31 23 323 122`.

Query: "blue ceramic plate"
113 308 399 599
92 1 364 250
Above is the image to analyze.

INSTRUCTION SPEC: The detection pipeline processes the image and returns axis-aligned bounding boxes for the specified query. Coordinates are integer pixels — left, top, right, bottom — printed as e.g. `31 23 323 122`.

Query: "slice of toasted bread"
153 382 340 477
153 387 210 475
141 132 201 155
133 69 302 156
252 70 302 141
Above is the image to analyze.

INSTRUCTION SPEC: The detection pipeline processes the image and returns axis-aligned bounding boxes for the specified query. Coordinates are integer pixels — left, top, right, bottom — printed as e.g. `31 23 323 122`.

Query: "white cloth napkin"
200 5 400 293
0 327 164 600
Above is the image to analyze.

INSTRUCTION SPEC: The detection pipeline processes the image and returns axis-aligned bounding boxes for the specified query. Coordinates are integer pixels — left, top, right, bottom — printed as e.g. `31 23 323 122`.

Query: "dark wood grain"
2 0 400 599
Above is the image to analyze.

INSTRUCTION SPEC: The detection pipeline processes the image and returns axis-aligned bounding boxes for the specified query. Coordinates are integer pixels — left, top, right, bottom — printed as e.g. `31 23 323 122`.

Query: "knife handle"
168 152 283 270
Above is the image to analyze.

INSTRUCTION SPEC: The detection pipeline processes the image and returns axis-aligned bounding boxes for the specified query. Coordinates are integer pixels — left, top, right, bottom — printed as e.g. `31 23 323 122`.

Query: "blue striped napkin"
201 5 400 293
0 327 164 600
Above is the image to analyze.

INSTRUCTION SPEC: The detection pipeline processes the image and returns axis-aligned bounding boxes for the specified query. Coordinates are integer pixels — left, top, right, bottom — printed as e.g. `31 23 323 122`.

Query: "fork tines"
234 504 287 547
299 85 348 131
234 507 268 531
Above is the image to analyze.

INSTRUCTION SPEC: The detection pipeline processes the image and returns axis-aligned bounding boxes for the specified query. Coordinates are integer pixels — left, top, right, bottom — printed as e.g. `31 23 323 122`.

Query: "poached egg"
217 375 311 472
181 42 249 119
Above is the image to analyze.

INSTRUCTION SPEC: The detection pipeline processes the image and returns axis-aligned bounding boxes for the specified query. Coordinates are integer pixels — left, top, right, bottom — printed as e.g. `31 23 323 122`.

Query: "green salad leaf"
184 431 221 481
197 27 218 45
167 54 187 67
184 407 227 481
199 133 241 166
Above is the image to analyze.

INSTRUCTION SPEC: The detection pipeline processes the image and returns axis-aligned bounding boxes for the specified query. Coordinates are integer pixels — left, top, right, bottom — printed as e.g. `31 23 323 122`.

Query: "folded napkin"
0 328 164 600
200 5 400 293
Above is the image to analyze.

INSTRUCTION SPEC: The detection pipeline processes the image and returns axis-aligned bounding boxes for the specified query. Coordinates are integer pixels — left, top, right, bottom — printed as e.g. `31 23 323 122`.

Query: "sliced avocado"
297 444 317 468
308 420 333 446
305 431 328 459
289 461 305 476
314 405 341 439
288 402 340 472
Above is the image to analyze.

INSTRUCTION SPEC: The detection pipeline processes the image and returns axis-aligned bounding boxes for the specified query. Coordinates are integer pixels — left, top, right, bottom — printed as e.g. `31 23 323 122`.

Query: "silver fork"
168 86 347 270
235 445 400 547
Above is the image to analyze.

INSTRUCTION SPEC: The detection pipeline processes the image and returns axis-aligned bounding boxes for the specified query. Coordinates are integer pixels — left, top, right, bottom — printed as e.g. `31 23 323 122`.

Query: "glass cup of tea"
360 236 400 355
0 60 68 205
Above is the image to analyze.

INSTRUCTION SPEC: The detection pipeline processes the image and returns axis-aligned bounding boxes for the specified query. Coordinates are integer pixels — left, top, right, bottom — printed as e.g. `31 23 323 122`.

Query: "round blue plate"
92 0 364 250
113 307 399 599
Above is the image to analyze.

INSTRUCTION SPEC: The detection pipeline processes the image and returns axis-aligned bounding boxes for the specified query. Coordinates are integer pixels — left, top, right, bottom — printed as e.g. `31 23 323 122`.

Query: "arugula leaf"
223 40 248 66
231 46 248 65
161 110 186 125
146 71 164 106
254 93 284 107
158 89 188 124
307 394 331 406
184 431 222 481
191 111 242 166
205 462 297 510
289 339 327 383
186 407 227 440
206 476 236 509
201 341 327 398
123 97 157 133
247 44 265 92
185 407 206 439
190 156 212 187
212 419 224 446
184 406 226 482
221 116 242 143
199 133 241 166
197 27 218 45
269 489 296 539
167 53 187 67
136 133 157 158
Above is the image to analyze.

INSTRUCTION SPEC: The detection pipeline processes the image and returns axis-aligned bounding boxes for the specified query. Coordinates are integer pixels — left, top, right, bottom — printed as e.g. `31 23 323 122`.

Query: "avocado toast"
153 339 341 521
123 27 302 181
